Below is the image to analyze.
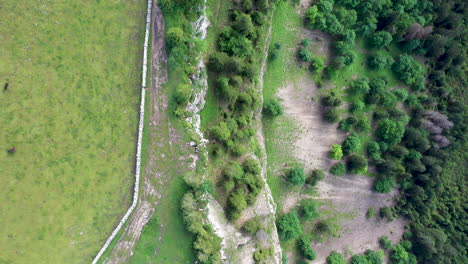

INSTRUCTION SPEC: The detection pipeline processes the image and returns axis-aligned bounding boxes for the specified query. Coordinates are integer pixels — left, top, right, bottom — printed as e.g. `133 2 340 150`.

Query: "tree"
392 89 408 101
277 211 302 241
377 119 405 145
288 166 306 186
300 199 319 221
349 78 370 96
330 162 345 176
391 244 410 263
369 31 393 48
219 27 253 57
346 154 368 174
263 98 283 117
298 236 316 260
228 189 247 220
392 54 425 88
327 251 346 264
342 133 361 154
367 141 381 160
330 144 343 160
367 54 393 70
166 27 184 48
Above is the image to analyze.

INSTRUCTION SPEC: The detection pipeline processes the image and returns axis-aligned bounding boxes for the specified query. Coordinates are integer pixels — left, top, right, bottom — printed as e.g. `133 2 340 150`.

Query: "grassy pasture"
0 0 146 263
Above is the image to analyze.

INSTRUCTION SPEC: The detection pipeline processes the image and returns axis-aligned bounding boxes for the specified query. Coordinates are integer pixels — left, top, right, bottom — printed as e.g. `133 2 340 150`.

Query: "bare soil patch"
276 57 406 263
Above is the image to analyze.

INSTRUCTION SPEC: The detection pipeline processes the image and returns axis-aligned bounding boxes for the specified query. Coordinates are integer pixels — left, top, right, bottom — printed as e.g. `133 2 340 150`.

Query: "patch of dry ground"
276 31 406 263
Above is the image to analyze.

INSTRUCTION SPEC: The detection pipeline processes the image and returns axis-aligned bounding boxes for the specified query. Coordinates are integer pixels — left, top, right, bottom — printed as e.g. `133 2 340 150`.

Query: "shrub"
322 95 342 107
243 158 261 175
330 163 345 176
219 27 253 57
298 47 313 62
350 101 365 113
277 211 302 241
330 144 343 160
243 217 261 234
327 251 346 264
380 236 393 250
288 166 306 186
367 141 382 160
338 116 356 132
263 98 283 117
346 154 368 174
302 38 311 47
253 247 272 263
306 169 325 186
374 177 395 193
379 206 396 220
392 88 408 101
310 57 326 73
298 236 316 260
207 52 229 72
211 122 231 142
323 108 340 123
174 84 192 104
228 189 247 220
166 27 184 48
391 244 410 263
342 133 361 155
224 161 244 180
354 118 371 133
367 208 376 219
300 199 319 221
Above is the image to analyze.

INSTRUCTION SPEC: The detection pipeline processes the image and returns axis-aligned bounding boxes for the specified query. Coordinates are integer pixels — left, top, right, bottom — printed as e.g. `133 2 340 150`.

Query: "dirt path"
103 5 169 263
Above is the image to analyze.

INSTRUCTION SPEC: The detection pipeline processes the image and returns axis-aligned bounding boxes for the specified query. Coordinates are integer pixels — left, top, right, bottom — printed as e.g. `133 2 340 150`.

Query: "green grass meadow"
0 1 147 263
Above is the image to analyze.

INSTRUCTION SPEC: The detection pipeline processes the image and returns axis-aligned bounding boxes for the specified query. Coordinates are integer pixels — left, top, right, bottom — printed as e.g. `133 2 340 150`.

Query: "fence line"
91 0 152 263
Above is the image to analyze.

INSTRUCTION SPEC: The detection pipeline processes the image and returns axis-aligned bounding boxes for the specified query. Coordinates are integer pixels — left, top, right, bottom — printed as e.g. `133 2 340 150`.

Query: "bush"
374 177 395 193
367 208 376 219
207 52 229 72
166 27 184 48
380 236 393 250
302 38 311 47
367 141 382 160
243 217 261 234
330 163 345 176
346 154 368 174
228 189 247 220
349 77 370 96
369 31 392 48
211 122 231 142
330 144 343 160
263 98 283 117
307 169 325 186
376 119 405 145
342 134 361 155
392 88 408 101
310 57 326 73
327 251 346 264
174 84 192 104
298 47 313 62
350 101 365 113
253 247 272 263
224 161 244 180
391 244 410 263
298 236 316 260
277 211 302 241
288 166 306 186
323 108 340 123
379 206 396 220
338 116 356 132
300 199 319 221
